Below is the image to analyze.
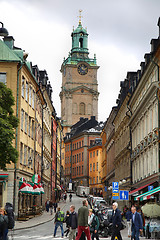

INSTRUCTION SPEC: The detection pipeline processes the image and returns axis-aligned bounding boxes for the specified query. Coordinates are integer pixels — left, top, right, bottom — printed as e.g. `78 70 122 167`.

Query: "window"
93 151 95 157
31 149 34 168
82 152 83 161
90 163 92 171
22 78 24 97
21 109 24 130
90 178 92 184
79 153 81 162
75 155 76 163
20 143 23 164
97 176 98 183
77 167 78 175
90 152 92 158
75 143 76 149
96 162 98 171
82 140 84 146
77 143 78 149
68 145 69 151
82 165 83 175
29 87 32 105
24 145 27 165
79 142 81 148
93 163 95 171
79 166 81 175
0 73 6 84
77 154 78 163
32 90 35 109
93 177 95 184
26 82 28 101
28 147 30 167
73 144 74 150
97 150 98 156
32 120 34 139
73 156 74 164
29 116 31 137
79 102 85 115
25 113 28 134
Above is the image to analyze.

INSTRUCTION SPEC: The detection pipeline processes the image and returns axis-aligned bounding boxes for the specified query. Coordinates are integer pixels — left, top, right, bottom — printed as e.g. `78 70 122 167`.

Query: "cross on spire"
78 9 83 25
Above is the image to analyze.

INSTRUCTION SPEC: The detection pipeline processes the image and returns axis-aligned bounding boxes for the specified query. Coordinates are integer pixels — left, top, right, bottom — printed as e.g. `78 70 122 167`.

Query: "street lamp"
0 22 9 36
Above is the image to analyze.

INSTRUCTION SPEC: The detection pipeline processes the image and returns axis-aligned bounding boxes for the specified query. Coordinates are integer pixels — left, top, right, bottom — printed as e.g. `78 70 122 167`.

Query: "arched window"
79 38 83 48
79 102 85 115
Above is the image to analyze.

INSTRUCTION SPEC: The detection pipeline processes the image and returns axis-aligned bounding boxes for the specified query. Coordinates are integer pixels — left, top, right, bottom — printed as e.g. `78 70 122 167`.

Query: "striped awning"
134 186 160 201
129 182 153 196
0 174 8 179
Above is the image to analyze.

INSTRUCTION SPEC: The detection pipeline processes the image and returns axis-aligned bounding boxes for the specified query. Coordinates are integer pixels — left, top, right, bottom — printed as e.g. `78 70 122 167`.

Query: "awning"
33 184 41 195
129 182 154 196
134 186 160 201
0 174 8 179
19 182 32 194
38 184 44 194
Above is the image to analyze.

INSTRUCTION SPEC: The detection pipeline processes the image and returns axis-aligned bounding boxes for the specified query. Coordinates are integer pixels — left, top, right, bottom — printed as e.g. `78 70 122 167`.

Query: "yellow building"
88 139 103 196
0 35 45 217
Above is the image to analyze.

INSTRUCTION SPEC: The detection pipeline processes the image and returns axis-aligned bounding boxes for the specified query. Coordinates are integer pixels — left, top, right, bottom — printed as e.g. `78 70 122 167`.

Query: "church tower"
60 11 99 133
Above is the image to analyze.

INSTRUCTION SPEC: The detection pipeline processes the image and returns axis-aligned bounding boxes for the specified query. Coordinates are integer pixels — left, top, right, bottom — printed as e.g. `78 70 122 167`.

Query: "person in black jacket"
68 205 78 240
64 210 70 237
0 208 8 240
110 202 123 240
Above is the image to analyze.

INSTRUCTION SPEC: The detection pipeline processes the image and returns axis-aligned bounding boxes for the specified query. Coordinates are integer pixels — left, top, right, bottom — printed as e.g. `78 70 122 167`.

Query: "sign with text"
112 182 119 193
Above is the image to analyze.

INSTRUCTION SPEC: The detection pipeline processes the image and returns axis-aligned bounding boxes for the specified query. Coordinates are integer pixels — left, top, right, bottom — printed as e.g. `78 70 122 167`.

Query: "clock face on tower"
77 63 88 75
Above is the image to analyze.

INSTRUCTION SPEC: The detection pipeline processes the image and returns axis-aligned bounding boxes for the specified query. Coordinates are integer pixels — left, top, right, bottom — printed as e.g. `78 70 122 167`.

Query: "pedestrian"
64 192 67 202
49 200 53 215
53 207 64 238
125 207 132 238
68 205 78 240
89 209 99 240
75 199 91 240
69 193 73 202
110 202 123 240
137 208 145 237
131 206 143 240
53 201 58 213
45 198 50 212
64 210 70 237
0 207 8 240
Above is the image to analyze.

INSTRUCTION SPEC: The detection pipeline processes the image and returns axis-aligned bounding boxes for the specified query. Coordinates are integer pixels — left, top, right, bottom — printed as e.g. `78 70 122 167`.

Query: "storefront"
18 181 44 220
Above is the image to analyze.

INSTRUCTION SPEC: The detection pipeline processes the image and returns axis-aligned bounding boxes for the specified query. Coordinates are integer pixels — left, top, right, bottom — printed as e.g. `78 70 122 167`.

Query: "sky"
0 0 160 121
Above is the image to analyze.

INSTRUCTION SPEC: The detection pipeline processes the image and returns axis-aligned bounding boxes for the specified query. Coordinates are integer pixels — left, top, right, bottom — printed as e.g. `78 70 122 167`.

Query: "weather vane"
78 9 83 24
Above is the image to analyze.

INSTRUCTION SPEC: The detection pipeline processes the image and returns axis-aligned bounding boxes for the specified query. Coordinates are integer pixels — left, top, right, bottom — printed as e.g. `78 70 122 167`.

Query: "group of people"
53 199 144 240
45 198 58 214
53 199 99 240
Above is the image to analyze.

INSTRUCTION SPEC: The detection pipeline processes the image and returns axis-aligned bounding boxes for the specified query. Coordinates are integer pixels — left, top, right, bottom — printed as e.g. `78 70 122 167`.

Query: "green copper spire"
71 10 89 58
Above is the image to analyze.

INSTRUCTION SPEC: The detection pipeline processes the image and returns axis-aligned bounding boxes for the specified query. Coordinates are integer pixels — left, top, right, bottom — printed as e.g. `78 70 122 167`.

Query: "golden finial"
78 9 83 25
73 26 74 31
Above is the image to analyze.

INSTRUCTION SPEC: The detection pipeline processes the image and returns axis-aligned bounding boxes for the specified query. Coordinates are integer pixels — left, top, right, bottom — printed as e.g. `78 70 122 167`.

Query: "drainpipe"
13 62 23 213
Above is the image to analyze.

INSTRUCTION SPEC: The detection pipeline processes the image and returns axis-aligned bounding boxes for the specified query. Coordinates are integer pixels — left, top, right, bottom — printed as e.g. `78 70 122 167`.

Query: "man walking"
53 207 64 238
68 205 78 240
110 202 123 240
131 206 143 240
75 199 91 240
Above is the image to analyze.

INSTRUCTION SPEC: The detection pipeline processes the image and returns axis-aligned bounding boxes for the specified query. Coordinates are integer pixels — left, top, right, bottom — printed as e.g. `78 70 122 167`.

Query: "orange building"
88 139 103 196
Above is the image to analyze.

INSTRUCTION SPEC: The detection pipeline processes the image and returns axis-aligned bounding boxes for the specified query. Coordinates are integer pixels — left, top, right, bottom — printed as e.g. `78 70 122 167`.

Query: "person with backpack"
5 202 15 230
89 209 99 240
0 207 8 240
64 210 70 237
53 207 64 238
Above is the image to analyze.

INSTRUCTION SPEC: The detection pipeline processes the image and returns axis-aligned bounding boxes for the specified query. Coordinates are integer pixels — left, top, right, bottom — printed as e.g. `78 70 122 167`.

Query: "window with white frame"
26 82 28 101
29 87 32 105
21 109 24 130
0 73 6 84
25 113 28 134
24 145 27 165
20 143 23 164
22 78 25 97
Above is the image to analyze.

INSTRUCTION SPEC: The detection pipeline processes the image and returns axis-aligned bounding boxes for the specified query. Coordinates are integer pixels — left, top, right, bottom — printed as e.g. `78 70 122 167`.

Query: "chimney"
3 36 14 49
144 53 151 66
140 62 145 74
150 39 160 52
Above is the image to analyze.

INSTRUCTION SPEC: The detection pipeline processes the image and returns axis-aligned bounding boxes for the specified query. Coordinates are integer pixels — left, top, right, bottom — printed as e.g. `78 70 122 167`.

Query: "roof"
73 23 87 34
0 39 21 62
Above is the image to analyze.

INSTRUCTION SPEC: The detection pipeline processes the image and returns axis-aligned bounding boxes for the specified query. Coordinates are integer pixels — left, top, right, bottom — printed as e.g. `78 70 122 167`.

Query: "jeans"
0 229 8 240
54 222 64 237
131 226 140 240
111 226 122 240
91 231 99 240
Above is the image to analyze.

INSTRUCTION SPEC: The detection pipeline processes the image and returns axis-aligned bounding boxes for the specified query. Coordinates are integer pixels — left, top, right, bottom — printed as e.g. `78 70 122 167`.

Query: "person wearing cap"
110 202 123 240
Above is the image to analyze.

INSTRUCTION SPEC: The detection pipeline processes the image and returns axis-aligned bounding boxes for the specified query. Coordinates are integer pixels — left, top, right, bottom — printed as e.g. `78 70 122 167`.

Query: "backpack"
5 202 15 229
57 211 64 222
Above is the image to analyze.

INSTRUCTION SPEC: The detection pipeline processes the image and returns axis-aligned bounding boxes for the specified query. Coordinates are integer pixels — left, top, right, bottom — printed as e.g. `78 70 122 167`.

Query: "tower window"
79 102 85 115
79 38 83 48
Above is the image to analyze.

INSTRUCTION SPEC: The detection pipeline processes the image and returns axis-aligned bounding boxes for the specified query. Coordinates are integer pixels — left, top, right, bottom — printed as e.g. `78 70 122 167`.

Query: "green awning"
134 186 160 201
